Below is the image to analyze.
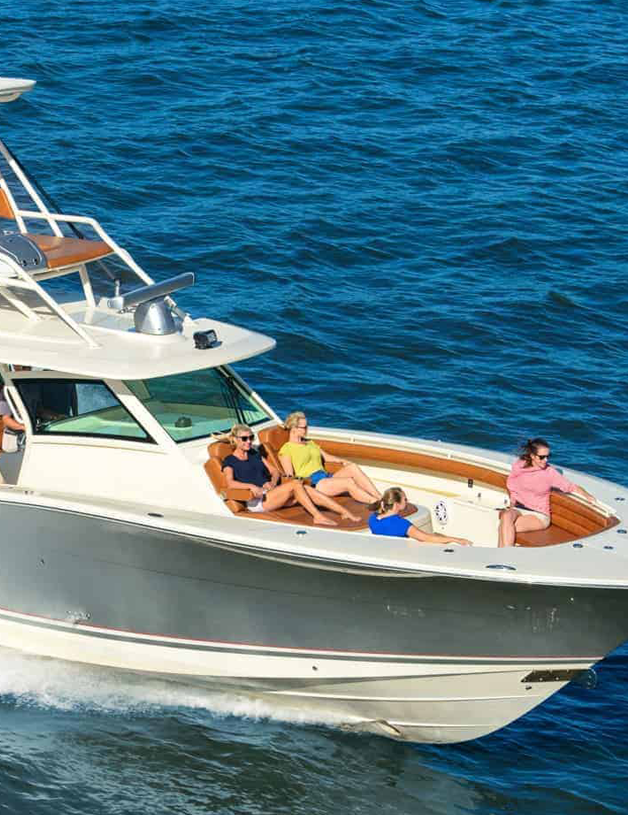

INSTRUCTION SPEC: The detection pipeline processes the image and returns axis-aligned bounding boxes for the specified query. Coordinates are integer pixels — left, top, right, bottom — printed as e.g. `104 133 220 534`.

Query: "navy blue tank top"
222 451 270 487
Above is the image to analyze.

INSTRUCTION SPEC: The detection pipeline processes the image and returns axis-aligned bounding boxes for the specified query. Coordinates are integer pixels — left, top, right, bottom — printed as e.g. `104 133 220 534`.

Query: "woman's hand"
250 485 264 498
453 538 473 546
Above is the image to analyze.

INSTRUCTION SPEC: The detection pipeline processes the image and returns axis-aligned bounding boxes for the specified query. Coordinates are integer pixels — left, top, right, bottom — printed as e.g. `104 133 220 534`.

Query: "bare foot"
342 511 360 522
314 514 337 526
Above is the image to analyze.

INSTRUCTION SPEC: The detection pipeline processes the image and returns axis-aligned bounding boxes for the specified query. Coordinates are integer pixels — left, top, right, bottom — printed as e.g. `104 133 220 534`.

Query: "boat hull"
1 499 626 742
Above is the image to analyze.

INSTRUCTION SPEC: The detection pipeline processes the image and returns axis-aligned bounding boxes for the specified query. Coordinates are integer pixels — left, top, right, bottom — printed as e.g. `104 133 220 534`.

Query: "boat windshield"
124 367 271 443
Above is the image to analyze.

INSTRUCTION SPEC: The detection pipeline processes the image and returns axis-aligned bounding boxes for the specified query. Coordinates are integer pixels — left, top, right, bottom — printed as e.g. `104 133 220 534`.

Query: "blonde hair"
284 411 307 431
227 423 253 446
369 487 405 514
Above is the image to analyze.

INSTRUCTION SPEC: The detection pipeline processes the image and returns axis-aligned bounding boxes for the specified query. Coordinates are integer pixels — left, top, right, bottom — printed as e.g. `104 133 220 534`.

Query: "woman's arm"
279 454 295 477
572 485 596 503
223 466 264 497
407 526 472 546
551 468 596 504
320 449 349 466
1 415 24 432
261 458 280 490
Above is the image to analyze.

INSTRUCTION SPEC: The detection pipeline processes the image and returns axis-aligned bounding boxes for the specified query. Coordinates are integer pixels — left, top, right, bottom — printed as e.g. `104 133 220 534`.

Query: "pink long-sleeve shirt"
506 458 577 515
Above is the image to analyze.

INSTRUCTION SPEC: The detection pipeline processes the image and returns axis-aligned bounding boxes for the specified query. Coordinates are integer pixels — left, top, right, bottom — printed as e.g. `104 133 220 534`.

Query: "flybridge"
0 77 275 378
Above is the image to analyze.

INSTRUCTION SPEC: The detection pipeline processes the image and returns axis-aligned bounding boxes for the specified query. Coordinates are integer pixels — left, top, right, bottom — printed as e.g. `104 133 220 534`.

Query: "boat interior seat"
515 526 575 547
204 438 417 530
0 189 113 271
27 233 113 271
256 425 290 473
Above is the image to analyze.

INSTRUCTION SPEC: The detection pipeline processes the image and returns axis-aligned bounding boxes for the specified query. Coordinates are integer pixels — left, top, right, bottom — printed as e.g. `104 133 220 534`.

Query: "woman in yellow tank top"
279 412 381 504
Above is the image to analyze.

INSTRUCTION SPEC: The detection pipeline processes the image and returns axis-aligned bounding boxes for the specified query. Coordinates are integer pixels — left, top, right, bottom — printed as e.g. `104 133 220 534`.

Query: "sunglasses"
537 454 550 460
238 434 254 442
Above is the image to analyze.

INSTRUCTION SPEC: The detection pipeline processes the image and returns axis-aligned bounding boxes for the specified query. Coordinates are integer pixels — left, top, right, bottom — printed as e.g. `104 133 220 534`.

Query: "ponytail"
369 487 406 514
518 437 549 468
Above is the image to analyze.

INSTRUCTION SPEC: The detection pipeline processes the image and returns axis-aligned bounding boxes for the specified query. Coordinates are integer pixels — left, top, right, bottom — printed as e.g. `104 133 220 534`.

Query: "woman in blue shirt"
369 488 472 545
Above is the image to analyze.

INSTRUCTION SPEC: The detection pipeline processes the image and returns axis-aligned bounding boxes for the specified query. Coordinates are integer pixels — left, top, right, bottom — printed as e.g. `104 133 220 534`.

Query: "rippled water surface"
3 1 628 813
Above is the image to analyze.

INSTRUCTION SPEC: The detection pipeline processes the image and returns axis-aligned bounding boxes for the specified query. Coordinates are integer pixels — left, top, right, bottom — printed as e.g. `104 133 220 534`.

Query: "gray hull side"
1 501 627 660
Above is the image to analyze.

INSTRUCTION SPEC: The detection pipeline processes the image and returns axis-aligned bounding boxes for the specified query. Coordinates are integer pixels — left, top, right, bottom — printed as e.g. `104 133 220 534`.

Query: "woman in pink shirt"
499 437 595 547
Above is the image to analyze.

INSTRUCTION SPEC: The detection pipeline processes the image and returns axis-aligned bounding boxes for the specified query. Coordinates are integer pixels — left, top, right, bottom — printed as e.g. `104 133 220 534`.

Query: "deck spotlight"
193 329 219 350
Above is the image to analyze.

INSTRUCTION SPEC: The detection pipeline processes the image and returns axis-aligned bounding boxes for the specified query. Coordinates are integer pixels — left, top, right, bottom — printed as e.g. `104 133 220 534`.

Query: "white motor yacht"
0 77 626 744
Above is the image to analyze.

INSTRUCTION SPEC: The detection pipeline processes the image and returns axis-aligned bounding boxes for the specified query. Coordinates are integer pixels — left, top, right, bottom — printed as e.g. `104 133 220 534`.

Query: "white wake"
0 646 348 728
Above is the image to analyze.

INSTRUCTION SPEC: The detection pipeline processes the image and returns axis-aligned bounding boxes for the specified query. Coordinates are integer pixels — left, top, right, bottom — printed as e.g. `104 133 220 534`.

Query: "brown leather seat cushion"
28 233 113 270
257 425 289 472
205 440 248 513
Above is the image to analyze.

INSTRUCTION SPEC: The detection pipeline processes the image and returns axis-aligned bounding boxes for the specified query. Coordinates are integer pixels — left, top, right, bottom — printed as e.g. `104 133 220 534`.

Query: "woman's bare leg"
499 508 519 548
317 476 374 504
304 485 360 521
499 509 548 547
264 481 337 525
333 463 380 500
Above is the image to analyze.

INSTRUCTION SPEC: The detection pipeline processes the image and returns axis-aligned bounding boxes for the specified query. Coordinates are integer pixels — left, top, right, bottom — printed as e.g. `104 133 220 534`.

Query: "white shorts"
513 505 550 526
246 495 266 513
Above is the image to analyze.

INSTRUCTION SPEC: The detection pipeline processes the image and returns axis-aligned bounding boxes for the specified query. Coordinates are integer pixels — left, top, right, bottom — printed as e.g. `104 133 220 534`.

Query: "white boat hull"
0 605 592 743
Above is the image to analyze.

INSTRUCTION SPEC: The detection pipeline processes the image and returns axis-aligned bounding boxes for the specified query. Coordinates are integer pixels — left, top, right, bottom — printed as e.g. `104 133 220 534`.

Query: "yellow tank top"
279 440 324 478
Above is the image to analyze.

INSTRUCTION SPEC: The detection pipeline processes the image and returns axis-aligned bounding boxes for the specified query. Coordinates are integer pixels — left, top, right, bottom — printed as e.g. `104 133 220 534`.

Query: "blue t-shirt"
222 451 270 488
369 513 412 538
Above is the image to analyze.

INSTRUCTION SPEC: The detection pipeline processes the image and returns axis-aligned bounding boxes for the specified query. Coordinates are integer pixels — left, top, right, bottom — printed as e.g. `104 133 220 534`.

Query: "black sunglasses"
238 434 254 442
537 453 550 460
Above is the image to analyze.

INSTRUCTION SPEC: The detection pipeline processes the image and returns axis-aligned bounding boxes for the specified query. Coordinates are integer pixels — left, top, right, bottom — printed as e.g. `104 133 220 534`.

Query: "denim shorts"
310 469 331 488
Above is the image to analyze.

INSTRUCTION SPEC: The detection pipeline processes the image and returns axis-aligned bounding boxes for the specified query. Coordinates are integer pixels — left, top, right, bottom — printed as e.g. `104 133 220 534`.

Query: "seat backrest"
204 440 245 513
0 189 15 221
257 425 289 473
205 440 231 492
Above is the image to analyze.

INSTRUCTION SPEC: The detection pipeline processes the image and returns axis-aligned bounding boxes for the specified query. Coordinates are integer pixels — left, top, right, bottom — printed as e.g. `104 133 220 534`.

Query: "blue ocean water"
2 0 628 812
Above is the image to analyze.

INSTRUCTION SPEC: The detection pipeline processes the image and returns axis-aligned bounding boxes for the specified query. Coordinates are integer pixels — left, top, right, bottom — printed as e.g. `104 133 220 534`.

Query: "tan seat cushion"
28 233 113 270
205 440 251 513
